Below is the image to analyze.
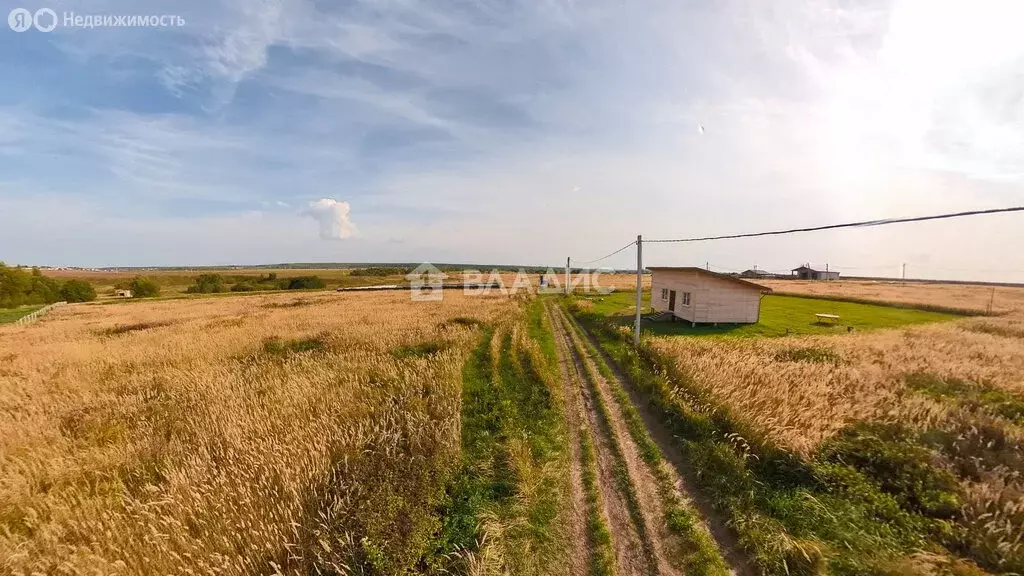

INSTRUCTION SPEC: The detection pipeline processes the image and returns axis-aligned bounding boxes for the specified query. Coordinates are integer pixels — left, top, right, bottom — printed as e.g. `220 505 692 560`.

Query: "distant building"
649 267 772 324
791 265 840 281
115 289 132 298
739 268 775 279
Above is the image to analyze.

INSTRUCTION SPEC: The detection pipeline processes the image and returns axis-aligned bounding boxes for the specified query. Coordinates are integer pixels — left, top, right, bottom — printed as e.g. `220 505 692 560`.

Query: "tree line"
186 273 326 294
0 264 96 308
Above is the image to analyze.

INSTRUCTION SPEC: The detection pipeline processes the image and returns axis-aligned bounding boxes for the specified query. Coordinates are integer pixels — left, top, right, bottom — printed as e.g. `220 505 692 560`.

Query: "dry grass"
0 290 513 575
761 279 1024 316
647 287 1024 572
650 318 1024 455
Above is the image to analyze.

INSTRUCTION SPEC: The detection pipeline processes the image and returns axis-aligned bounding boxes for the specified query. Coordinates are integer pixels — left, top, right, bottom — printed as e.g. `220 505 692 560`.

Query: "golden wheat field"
761 279 1024 315
0 290 514 575
651 317 1024 455
647 281 1024 570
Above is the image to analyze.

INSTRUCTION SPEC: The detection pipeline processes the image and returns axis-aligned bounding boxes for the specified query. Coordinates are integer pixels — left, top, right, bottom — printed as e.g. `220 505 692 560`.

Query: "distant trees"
285 276 326 290
128 277 161 298
350 267 409 277
224 273 325 292
60 280 97 303
0 264 67 308
186 274 227 294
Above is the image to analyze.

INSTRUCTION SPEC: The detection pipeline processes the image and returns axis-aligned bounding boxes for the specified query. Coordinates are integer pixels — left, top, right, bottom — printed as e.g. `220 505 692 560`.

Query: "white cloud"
303 198 359 240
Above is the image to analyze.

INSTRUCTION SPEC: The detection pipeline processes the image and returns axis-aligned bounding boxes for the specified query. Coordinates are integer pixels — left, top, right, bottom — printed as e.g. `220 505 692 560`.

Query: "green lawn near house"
574 291 960 337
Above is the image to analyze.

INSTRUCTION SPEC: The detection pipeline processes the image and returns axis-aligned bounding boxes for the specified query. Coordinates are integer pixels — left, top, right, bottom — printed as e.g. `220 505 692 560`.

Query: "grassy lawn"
0 305 43 324
576 290 959 337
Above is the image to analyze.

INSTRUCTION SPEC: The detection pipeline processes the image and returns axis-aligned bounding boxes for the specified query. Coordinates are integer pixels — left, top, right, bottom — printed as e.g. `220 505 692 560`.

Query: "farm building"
115 289 132 298
791 265 840 281
739 268 775 279
649 267 771 324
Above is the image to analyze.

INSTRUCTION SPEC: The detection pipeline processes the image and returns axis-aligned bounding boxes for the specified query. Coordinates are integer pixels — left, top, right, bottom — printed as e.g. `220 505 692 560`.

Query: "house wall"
651 270 763 324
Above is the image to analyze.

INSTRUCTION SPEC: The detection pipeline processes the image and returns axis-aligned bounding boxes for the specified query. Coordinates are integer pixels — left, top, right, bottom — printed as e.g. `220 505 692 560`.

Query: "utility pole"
565 257 570 295
706 261 710 271
901 263 906 281
634 235 643 346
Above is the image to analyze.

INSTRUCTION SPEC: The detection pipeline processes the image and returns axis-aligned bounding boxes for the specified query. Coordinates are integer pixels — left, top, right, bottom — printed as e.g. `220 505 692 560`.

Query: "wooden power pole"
565 257 570 295
634 235 643 346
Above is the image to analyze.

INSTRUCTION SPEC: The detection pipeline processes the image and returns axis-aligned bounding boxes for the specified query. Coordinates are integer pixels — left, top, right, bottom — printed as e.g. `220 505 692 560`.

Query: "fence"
14 302 67 327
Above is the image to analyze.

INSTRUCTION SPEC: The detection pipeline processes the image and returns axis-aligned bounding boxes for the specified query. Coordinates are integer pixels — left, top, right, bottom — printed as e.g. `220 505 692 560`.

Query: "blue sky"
1 0 1022 281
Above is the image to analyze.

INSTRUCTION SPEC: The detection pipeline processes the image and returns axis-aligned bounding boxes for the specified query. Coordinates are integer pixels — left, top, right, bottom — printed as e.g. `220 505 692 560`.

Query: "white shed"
649 267 771 324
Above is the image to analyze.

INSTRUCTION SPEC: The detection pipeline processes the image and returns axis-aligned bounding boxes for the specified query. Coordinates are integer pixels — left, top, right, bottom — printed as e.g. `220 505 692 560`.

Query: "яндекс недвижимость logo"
8 8 184 32
8 8 56 32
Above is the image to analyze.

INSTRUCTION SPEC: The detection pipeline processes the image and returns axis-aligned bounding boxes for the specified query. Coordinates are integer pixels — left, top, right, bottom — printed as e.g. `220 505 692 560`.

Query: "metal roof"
647 267 772 292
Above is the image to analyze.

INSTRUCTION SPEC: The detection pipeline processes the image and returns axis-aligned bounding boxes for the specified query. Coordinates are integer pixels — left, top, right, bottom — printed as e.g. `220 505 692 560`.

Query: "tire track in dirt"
562 310 757 576
545 306 596 576
547 303 657 576
556 307 689 576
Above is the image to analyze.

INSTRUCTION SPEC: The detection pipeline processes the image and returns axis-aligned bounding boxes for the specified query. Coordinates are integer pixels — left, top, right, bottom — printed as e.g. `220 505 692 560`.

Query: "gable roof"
792 265 819 272
647 267 772 292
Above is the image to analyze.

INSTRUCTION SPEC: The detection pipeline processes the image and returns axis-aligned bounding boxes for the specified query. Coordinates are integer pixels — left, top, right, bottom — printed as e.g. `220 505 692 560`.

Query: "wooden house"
649 267 771 324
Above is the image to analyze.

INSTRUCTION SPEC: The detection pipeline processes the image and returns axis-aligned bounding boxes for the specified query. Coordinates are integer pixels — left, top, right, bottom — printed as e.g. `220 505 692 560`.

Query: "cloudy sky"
1 0 1022 281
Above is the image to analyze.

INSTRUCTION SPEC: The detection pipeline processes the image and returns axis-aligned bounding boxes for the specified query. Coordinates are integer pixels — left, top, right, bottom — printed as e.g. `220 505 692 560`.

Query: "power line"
645 206 1024 243
577 240 637 266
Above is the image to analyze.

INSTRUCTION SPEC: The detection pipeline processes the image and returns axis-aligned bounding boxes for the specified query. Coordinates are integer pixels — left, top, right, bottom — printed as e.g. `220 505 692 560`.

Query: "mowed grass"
0 305 42 324
578 291 958 337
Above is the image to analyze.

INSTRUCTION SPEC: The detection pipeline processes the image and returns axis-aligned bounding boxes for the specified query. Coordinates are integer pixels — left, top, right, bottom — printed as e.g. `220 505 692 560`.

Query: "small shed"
115 289 132 298
791 265 840 281
650 267 771 324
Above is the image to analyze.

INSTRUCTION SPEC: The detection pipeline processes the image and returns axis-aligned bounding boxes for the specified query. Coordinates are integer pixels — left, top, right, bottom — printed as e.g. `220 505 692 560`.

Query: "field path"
549 301 755 576
548 307 599 576
548 304 655 576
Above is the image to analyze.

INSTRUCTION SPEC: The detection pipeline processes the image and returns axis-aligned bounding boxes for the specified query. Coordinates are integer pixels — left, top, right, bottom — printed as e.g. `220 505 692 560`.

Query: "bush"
186 274 227 294
0 264 63 308
350 267 409 277
819 422 961 519
60 280 97 303
129 277 161 298
286 276 326 290
231 283 256 292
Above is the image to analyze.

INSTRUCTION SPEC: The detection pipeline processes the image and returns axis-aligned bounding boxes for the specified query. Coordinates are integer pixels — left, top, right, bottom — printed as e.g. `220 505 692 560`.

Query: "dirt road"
545 302 750 576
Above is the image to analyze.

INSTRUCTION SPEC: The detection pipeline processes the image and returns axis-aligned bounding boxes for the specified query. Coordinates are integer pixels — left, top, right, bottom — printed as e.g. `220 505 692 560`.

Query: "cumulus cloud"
303 198 358 240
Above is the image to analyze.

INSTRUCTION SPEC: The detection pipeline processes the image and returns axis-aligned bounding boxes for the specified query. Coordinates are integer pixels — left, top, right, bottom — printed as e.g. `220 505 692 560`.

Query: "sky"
0 0 1023 282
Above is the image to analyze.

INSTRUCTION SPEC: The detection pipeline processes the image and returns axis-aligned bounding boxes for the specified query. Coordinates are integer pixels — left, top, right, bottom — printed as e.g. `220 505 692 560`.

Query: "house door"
668 290 677 312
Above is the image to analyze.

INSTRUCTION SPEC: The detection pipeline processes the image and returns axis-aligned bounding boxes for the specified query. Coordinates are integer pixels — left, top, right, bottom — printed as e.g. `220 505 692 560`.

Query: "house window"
661 288 668 300
681 292 691 306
